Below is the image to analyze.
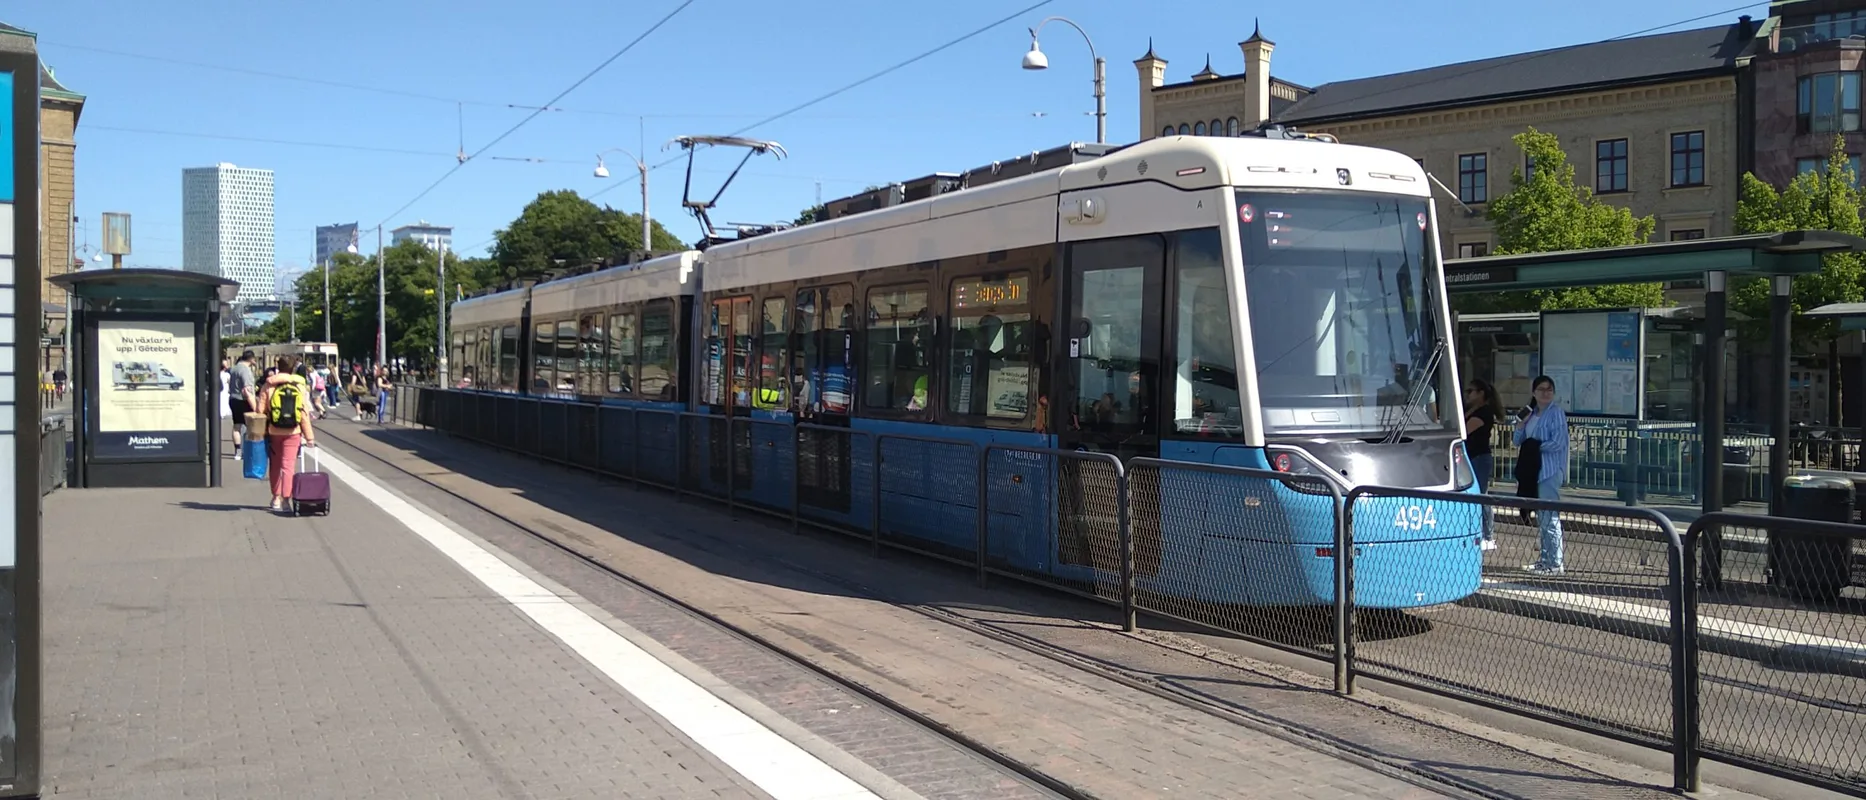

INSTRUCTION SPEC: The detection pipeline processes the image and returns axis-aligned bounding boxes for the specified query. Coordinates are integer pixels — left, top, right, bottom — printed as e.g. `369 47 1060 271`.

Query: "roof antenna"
665 135 788 248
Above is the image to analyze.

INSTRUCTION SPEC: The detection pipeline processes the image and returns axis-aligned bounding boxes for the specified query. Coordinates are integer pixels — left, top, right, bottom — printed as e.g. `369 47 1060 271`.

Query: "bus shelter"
49 269 238 489
1446 230 1866 518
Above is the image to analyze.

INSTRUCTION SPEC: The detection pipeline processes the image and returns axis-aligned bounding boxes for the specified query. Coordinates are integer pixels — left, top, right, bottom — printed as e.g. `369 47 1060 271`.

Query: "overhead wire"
368 0 698 229
40 40 1051 122
589 0 1059 204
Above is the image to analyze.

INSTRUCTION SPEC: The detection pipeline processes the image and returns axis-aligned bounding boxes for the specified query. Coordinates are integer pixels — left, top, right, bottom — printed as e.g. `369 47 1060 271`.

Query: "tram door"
1055 235 1166 575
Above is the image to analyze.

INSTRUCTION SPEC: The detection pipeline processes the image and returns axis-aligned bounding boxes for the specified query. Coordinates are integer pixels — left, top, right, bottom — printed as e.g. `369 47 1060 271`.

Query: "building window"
1162 125 1176 138
1194 121 1207 135
1524 154 1536 183
1457 153 1487 204
1669 229 1706 241
1226 117 1239 136
1797 72 1862 134
1670 131 1705 187
1210 119 1223 134
1596 139 1629 193
1797 154 1863 184
1456 241 1490 258
1178 123 1190 135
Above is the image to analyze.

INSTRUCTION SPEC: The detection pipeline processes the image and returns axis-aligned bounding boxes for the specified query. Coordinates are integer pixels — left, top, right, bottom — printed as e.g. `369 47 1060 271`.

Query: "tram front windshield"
1237 191 1452 435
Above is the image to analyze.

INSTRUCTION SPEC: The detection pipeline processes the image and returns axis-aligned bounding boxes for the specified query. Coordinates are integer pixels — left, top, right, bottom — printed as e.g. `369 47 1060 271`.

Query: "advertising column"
92 321 198 458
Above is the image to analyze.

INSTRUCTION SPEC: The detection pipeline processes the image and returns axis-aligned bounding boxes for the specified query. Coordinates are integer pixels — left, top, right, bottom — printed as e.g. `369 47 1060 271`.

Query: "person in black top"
1463 378 1502 550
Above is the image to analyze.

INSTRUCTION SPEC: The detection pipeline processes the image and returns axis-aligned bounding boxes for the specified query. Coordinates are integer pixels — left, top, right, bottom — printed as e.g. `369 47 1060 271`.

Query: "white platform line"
318 450 881 800
1481 577 1866 658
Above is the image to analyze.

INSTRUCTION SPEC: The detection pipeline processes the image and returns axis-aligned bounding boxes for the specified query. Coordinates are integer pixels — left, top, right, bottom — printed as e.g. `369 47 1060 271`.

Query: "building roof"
1277 22 1753 125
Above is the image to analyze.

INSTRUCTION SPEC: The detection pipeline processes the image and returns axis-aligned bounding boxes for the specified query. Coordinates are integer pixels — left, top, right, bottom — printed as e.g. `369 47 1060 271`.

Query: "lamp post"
1020 16 1106 144
376 224 386 369
437 243 447 387
594 147 651 252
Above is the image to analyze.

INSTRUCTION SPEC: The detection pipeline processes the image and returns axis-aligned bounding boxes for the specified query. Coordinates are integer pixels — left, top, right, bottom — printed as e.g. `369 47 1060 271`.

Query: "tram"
446 131 1483 609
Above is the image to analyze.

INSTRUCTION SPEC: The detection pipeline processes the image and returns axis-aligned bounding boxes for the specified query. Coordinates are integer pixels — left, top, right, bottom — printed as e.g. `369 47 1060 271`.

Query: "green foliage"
1453 128 1662 313
793 204 824 226
490 190 683 280
1731 135 1865 344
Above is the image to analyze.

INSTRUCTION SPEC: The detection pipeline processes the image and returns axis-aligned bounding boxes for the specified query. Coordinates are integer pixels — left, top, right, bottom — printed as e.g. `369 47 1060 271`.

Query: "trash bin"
1722 445 1752 508
1773 475 1855 600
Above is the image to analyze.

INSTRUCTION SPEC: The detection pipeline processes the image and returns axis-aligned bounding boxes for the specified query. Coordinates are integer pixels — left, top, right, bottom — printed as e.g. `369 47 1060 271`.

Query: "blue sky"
13 0 1766 284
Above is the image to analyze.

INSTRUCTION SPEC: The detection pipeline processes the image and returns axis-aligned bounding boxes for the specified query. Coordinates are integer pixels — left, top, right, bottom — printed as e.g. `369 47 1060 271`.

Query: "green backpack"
269 381 304 428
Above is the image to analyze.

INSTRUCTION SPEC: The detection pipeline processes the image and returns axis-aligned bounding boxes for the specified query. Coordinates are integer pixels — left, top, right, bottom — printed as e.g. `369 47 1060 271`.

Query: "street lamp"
1020 16 1106 144
594 147 651 253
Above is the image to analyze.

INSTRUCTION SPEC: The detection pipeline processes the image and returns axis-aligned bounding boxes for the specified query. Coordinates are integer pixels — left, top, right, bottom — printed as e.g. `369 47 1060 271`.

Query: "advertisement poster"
94 320 199 459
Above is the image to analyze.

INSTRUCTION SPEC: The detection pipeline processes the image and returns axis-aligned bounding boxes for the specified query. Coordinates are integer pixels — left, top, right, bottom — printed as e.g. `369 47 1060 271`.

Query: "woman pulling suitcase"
258 357 323 514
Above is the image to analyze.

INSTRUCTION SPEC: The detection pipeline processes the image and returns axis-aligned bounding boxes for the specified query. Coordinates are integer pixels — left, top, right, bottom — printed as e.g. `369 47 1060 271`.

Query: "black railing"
40 415 68 496
394 386 1866 797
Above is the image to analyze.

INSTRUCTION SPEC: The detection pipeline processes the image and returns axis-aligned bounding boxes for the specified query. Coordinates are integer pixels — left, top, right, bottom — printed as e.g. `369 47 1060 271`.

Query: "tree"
1456 128 1662 313
1731 135 1865 344
490 190 684 280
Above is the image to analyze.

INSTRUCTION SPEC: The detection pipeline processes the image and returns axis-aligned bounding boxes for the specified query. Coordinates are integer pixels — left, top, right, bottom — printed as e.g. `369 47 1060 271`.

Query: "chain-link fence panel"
1347 487 1679 750
875 434 981 563
982 446 1126 604
1126 458 1344 661
1687 511 1866 795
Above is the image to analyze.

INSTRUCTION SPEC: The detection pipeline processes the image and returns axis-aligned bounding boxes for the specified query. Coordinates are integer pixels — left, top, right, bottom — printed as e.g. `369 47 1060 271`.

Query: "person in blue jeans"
1513 375 1570 574
1463 379 1502 550
370 366 393 424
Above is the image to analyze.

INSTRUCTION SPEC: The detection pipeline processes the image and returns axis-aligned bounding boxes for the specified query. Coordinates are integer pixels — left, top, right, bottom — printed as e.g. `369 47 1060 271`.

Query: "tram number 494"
1393 505 1437 530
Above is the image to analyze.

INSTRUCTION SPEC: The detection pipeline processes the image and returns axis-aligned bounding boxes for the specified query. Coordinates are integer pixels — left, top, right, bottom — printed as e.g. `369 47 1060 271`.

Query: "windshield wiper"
1381 338 1445 444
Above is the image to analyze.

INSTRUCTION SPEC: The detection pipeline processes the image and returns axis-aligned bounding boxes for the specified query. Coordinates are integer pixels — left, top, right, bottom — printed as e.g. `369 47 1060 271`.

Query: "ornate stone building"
1136 20 1756 258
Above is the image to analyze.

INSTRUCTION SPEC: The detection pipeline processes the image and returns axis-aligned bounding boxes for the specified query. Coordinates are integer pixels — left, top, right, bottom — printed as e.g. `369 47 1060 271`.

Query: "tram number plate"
1393 505 1437 531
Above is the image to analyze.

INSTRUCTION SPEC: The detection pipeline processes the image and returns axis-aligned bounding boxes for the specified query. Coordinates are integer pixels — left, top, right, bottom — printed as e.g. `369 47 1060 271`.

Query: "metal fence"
394 386 1866 796
40 414 68 496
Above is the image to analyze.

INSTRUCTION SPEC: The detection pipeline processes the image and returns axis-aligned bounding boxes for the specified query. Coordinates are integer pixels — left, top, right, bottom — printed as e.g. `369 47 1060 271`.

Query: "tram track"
330 419 1618 800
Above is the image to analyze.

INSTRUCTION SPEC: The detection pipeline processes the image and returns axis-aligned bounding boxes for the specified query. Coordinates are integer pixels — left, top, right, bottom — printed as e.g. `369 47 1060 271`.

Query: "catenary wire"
587 0 1060 203
369 0 698 230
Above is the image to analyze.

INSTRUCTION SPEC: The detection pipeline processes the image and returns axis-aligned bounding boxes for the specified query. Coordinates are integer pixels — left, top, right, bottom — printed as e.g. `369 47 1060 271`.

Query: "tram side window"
451 333 465 385
485 324 500 386
640 301 676 400
461 331 476 388
793 285 855 415
757 296 787 410
945 273 1033 421
499 325 519 391
556 320 579 393
791 289 818 415
864 285 931 411
533 322 554 393
1171 229 1243 437
609 308 637 395
578 313 605 395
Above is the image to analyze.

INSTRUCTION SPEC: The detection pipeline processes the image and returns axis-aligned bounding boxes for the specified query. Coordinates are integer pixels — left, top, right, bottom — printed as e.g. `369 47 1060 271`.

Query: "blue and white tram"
450 133 1482 609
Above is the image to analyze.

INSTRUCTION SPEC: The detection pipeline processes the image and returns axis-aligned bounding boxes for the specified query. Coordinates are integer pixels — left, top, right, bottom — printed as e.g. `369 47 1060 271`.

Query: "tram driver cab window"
1172 230 1242 437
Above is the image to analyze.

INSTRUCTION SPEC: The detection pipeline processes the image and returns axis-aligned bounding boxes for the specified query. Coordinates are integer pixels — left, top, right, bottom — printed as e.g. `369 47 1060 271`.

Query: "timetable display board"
1538 308 1644 419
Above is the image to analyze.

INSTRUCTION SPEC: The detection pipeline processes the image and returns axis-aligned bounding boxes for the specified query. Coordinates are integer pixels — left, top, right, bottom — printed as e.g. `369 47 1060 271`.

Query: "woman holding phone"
1512 375 1570 574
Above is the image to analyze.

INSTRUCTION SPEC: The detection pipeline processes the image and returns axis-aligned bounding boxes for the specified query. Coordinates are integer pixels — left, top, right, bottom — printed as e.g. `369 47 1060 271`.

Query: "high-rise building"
315 222 358 264
182 163 275 305
390 220 452 253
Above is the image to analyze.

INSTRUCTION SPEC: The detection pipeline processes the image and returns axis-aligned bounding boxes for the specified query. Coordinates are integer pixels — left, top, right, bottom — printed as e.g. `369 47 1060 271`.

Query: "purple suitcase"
293 447 331 516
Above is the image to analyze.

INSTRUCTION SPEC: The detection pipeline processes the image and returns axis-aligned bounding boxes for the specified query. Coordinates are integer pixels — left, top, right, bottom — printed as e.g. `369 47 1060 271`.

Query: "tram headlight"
1268 447 1339 496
